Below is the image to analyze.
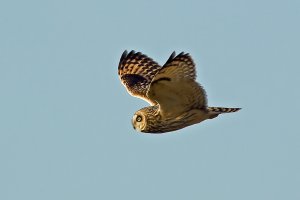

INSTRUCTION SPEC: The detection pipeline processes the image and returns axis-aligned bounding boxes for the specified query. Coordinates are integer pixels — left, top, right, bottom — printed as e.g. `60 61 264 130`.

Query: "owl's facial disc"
132 113 146 132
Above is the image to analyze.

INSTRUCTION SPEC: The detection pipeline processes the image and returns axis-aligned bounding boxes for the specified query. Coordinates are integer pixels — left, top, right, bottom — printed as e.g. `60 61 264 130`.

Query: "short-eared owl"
118 50 240 133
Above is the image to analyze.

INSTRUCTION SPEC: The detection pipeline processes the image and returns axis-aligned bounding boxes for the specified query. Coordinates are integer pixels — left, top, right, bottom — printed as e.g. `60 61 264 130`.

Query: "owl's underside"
118 50 240 133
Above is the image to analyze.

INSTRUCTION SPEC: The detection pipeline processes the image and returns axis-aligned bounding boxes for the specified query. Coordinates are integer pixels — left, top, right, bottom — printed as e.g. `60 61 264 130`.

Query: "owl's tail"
207 107 241 119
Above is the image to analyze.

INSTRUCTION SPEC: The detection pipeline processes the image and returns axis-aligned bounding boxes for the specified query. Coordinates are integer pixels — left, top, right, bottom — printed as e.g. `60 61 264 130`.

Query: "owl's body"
118 50 240 134
134 106 210 133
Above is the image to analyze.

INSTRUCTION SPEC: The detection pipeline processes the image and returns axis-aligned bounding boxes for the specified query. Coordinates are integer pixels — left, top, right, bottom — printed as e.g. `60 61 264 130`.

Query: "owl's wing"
118 50 161 105
147 52 207 118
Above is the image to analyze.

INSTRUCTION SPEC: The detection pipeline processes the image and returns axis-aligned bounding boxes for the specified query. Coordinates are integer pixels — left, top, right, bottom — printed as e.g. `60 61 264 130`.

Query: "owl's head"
132 112 147 132
132 106 159 133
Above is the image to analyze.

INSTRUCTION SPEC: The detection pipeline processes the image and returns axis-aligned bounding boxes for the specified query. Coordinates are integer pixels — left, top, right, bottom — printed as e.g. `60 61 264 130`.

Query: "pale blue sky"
1 0 299 199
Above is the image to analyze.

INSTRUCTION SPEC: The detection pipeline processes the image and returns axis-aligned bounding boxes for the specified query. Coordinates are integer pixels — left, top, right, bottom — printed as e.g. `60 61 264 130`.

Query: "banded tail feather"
208 107 241 114
207 107 241 119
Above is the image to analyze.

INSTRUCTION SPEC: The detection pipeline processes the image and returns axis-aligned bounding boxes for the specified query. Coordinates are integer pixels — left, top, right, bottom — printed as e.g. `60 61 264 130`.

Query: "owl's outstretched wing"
118 50 161 105
147 52 207 118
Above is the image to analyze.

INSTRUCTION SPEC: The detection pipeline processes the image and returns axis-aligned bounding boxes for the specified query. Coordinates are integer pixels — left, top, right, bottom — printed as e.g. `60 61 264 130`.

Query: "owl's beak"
136 127 143 132
132 122 140 132
132 124 142 132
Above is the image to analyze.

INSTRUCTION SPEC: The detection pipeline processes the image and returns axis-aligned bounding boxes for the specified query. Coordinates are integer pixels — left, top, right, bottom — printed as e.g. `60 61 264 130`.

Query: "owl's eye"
136 115 143 122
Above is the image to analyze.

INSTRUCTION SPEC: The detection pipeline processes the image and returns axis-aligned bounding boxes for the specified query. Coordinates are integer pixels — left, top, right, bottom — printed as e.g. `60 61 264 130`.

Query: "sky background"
1 0 299 199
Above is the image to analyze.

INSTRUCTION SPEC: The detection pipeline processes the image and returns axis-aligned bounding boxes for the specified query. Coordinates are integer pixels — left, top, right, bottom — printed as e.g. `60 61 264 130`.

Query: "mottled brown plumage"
118 50 160 105
118 50 240 133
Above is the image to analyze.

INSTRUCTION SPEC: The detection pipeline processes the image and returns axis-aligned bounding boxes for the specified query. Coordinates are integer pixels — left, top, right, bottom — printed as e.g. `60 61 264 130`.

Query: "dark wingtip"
163 51 192 66
164 51 176 66
177 52 185 56
119 50 136 69
177 52 191 58
120 50 137 61
170 51 176 57
120 50 128 62
127 50 135 57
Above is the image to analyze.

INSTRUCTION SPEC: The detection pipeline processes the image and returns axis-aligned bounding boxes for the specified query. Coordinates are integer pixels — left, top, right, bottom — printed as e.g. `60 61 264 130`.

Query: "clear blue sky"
1 0 299 199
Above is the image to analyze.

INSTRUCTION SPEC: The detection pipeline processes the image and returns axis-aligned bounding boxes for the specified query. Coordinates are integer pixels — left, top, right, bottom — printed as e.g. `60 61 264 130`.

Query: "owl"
118 50 241 133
